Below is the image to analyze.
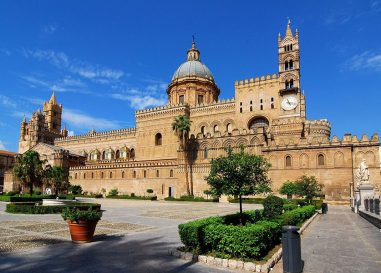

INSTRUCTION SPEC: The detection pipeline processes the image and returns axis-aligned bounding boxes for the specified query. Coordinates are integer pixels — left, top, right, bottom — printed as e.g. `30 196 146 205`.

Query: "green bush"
146 189 154 194
62 207 102 222
108 188 119 196
69 185 82 195
5 191 19 196
203 220 281 259
6 202 101 214
228 197 265 204
34 190 42 196
106 194 157 201
0 196 11 202
165 196 219 202
283 198 323 210
278 205 316 226
283 203 298 211
223 210 263 225
178 216 223 251
263 195 283 219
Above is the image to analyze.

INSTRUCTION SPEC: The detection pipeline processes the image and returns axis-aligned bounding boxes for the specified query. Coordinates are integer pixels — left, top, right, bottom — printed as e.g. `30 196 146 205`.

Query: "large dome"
171 60 214 82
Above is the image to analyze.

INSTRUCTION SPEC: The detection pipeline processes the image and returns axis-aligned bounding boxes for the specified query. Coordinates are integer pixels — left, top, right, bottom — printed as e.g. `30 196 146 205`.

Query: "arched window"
129 148 135 160
289 60 294 69
91 172 94 179
155 133 162 146
271 103 274 109
285 156 292 167
109 172 112 178
101 172 104 179
156 170 160 177
226 123 232 133
102 151 106 160
290 79 294 88
201 126 205 135
143 170 147 178
260 105 263 110
318 154 325 166
115 150 120 159
83 173 86 179
75 173 77 179
285 61 289 70
249 117 269 130
122 171 125 178
170 169 174 177
213 125 219 133
250 106 253 111
133 170 136 178
204 147 208 159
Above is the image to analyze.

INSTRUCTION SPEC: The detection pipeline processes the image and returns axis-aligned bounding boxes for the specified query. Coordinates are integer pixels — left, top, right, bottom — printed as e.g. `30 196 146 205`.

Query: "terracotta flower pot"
67 220 98 243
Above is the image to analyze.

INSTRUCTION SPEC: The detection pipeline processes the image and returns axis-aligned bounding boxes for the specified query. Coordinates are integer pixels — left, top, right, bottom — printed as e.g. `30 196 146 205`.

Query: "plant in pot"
62 207 102 243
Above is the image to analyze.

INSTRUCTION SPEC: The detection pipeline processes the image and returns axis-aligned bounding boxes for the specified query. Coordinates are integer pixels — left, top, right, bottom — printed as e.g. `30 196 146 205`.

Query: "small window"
102 151 106 160
250 100 252 104
115 150 120 159
122 171 125 178
110 172 112 179
285 156 292 167
83 173 86 179
240 107 242 113
260 105 263 110
144 170 147 178
91 172 94 179
271 97 274 102
201 126 205 135
271 103 274 109
133 170 136 178
75 173 77 179
289 60 294 70
197 95 204 104
179 95 185 104
250 106 253 112
204 147 208 159
213 125 219 132
101 172 104 179
226 123 232 133
260 99 263 103
240 102 242 106
318 154 325 166
285 61 289 70
170 169 174 177
155 133 162 146
156 170 160 177
290 44 293 50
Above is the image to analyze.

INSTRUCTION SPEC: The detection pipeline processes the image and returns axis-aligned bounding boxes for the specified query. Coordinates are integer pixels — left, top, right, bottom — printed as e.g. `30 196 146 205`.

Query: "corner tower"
43 91 62 133
167 39 220 106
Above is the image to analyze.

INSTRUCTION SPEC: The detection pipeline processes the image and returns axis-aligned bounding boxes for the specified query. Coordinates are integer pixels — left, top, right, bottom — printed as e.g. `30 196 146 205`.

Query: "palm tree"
172 115 192 195
13 150 46 196
44 165 70 196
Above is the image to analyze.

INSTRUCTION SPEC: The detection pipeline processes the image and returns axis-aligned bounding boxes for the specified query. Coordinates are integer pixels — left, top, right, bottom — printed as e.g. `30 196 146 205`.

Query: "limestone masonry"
7 21 381 201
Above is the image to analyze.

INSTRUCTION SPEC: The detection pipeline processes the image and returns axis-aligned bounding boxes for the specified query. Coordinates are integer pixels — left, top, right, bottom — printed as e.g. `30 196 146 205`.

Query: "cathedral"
9 21 381 201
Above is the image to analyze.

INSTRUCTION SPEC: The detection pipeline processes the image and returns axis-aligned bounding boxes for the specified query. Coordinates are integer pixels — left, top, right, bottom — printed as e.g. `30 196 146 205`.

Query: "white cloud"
0 140 6 150
111 93 166 109
24 49 125 82
0 95 17 108
21 75 88 93
344 51 381 72
43 24 57 34
62 108 122 131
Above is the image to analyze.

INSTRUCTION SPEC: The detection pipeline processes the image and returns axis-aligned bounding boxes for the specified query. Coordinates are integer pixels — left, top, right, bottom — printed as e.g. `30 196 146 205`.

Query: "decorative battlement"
235 74 278 88
55 128 136 142
70 158 178 170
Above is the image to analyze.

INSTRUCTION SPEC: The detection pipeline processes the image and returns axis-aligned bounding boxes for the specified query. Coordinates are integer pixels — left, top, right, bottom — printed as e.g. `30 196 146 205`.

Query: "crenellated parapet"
135 103 187 121
70 158 178 170
190 98 235 115
55 128 136 143
235 74 278 90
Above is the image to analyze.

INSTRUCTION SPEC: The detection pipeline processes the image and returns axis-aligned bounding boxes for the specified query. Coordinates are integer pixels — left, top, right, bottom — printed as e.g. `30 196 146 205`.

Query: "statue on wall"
356 159 370 187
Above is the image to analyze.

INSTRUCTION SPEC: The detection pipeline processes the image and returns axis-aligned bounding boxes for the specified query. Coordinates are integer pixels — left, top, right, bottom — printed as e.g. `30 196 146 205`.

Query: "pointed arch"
222 138 235 148
299 153 309 168
334 151 344 167
236 138 248 147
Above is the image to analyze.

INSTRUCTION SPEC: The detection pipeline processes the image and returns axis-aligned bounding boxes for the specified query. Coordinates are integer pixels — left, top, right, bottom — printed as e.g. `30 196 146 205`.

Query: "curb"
169 212 320 272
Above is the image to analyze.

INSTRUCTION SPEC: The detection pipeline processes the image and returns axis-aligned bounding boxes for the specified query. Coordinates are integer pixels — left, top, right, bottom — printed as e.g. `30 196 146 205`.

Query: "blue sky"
0 0 381 152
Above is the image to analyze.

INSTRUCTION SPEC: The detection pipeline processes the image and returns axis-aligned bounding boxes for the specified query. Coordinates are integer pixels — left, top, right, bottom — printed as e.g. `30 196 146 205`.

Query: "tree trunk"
182 131 190 196
239 194 243 223
29 183 33 196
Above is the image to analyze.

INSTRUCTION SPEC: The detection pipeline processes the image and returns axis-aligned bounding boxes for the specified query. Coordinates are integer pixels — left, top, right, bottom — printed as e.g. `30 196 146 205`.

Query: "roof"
171 60 214 82
0 150 18 156
30 143 84 158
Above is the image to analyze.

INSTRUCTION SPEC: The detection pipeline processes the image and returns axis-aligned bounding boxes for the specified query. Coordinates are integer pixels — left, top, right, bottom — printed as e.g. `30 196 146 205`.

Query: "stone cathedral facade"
13 22 381 201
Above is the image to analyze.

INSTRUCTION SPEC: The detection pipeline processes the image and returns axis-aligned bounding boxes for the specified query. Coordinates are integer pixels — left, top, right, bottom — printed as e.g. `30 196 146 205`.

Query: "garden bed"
0 195 76 202
6 202 101 214
106 195 157 201
165 196 219 202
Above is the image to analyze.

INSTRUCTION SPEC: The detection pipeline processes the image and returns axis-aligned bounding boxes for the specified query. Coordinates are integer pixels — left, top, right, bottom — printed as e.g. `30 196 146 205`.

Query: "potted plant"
62 207 102 243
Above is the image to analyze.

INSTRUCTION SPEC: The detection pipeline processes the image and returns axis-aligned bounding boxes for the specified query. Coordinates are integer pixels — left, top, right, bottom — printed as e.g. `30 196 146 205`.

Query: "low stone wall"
359 210 381 229
169 212 320 273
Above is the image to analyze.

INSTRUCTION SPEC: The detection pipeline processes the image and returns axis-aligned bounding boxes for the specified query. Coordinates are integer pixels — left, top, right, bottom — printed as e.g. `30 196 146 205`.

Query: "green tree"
205 147 271 221
279 180 298 199
172 114 192 195
295 175 324 202
13 150 46 196
44 166 70 196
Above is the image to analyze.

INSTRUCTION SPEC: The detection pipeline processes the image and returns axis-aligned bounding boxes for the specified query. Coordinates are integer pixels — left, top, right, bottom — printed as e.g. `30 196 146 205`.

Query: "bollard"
370 199 374 213
365 198 369 211
375 198 380 215
282 226 302 273
321 203 328 214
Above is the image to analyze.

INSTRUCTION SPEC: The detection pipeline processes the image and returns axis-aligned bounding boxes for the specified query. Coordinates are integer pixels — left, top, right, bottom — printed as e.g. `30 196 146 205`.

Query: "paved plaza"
0 199 260 273
1 200 381 273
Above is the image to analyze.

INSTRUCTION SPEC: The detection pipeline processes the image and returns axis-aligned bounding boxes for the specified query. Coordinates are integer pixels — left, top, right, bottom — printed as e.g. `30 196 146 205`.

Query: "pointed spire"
187 36 200 61
285 19 293 37
22 115 26 123
49 89 57 105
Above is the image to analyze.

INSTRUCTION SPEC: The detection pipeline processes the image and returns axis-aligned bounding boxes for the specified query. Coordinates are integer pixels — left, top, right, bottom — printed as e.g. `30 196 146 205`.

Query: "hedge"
0 195 76 202
283 199 323 209
228 197 265 204
165 196 219 202
203 220 281 259
222 210 263 225
106 195 157 201
277 205 316 226
6 202 101 214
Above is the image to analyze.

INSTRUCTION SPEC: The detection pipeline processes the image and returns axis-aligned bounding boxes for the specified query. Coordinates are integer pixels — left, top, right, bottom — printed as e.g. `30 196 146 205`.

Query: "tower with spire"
18 91 66 153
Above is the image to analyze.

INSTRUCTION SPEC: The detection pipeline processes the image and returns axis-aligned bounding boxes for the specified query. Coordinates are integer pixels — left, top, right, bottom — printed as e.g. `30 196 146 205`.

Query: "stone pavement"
272 206 381 273
0 199 260 273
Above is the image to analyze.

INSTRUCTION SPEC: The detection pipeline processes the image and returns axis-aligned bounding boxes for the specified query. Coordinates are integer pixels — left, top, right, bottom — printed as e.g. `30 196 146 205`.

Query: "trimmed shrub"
108 188 119 196
263 195 283 219
106 194 157 201
203 220 281 259
6 202 101 214
278 205 316 226
5 191 19 196
223 210 263 225
165 196 219 202
283 203 298 211
178 216 223 251
146 189 154 194
228 197 265 204
69 185 82 195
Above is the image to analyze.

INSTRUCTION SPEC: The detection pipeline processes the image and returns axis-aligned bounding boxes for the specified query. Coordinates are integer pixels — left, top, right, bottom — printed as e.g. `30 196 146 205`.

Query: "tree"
13 150 46 196
44 166 70 196
279 180 298 199
205 147 271 221
172 115 192 195
295 175 324 202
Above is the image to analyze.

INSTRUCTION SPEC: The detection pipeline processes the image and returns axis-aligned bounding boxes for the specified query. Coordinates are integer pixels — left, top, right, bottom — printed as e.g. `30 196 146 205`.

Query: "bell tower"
43 91 62 134
278 20 305 118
